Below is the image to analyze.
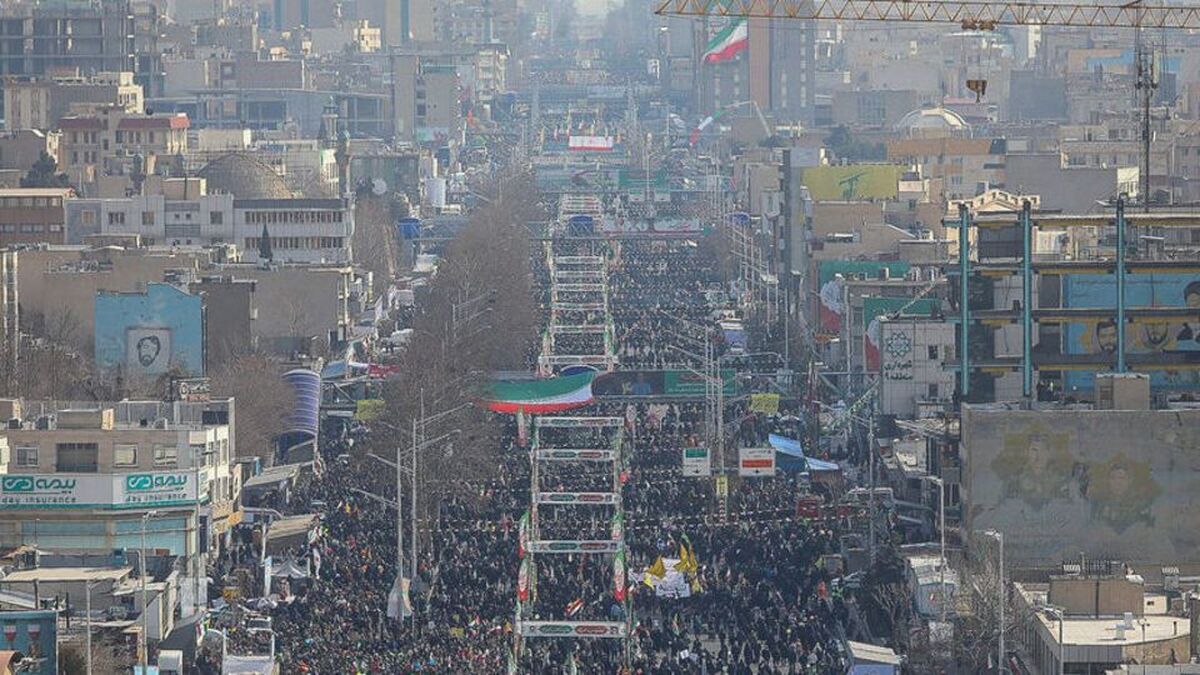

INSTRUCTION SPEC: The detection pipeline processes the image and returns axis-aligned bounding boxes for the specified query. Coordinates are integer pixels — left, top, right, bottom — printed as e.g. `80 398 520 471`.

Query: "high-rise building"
0 0 134 79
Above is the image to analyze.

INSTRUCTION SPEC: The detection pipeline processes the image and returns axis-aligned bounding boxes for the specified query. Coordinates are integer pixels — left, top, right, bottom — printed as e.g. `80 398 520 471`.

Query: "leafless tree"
352 194 402 295
210 353 291 464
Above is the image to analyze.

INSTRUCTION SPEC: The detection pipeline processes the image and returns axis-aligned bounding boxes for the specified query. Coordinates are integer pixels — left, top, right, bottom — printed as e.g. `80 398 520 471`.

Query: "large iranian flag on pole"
703 19 748 64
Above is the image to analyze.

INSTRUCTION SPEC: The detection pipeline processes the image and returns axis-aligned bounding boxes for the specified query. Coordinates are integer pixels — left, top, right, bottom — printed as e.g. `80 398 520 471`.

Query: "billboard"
0 610 56 675
962 407 1200 566
1062 273 1200 390
597 216 706 237
592 370 736 397
817 262 912 333
801 165 905 201
0 472 199 510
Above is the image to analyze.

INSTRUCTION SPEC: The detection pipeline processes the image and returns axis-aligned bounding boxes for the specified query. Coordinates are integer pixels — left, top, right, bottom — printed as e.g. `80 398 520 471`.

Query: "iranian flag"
479 371 596 414
689 108 727 146
703 19 748 64
613 549 628 602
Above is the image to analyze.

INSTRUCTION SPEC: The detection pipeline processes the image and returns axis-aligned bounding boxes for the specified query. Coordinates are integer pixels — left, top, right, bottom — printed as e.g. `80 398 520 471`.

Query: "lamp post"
983 530 1005 674
139 509 160 671
926 475 946 625
84 579 96 675
193 447 215 620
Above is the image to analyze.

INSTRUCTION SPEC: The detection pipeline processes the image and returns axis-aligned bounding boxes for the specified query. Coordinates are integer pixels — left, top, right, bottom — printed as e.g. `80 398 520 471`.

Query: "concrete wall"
962 407 1200 567
217 265 350 354
17 248 208 354
1005 153 1129 213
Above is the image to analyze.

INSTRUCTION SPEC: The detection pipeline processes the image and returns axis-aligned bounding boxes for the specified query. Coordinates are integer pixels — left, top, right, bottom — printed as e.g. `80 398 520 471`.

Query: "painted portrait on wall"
126 327 171 375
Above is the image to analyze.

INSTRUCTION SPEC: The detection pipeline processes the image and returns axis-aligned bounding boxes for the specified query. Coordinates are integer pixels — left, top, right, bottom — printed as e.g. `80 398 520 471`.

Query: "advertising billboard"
962 407 1200 566
0 472 198 510
1062 273 1200 390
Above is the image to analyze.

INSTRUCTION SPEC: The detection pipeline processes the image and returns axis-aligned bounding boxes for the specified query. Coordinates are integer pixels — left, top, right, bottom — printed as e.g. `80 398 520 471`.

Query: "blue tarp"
769 434 841 472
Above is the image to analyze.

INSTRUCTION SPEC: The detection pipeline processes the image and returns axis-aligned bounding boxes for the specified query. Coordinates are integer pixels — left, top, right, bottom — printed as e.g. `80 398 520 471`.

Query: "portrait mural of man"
1064 273 1200 390
126 327 172 375
990 428 1076 509
1087 452 1160 533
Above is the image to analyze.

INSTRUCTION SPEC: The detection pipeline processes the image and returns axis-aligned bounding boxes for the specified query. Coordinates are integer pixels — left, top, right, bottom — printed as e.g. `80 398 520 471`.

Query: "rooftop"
3 566 133 583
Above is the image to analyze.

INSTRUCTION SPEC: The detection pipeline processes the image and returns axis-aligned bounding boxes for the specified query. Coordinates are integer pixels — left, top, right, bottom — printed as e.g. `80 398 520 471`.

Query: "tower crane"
655 0 1200 29
658 0 1200 208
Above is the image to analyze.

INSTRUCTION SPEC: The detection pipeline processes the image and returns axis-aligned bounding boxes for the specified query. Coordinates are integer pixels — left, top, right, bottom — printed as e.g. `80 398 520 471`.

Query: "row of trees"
368 169 545 527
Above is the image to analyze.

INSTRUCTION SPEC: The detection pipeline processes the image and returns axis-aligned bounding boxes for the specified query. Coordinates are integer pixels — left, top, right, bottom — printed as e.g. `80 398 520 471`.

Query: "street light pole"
984 530 1005 674
139 509 158 671
927 476 946 625
84 580 93 675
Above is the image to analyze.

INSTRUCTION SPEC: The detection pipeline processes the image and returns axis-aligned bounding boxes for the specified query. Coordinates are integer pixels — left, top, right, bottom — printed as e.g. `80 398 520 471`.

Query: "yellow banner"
355 399 386 421
749 393 780 415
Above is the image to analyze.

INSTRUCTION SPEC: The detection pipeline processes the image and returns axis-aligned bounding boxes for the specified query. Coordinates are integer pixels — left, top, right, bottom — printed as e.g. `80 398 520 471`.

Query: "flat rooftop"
3 566 132 583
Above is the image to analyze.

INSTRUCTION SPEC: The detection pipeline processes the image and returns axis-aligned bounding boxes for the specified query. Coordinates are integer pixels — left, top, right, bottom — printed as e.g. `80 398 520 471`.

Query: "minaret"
336 128 352 196
320 96 338 149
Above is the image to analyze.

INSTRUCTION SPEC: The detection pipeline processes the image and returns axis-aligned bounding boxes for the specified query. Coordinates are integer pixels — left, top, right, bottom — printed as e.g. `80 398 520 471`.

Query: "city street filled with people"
256 237 858 674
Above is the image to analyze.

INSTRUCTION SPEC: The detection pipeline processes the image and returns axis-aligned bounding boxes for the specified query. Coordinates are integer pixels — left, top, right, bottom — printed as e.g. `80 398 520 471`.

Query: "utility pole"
1135 7 1156 213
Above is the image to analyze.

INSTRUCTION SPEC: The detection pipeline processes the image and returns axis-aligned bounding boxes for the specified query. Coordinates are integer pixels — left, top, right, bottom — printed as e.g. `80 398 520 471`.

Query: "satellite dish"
371 178 388 196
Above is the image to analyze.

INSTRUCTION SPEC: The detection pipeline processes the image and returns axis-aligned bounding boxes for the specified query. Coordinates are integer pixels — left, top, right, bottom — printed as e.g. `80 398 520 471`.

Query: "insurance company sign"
0 472 196 509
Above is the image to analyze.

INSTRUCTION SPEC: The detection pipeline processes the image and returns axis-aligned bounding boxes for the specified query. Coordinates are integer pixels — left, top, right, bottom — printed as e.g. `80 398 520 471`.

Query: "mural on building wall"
95 283 204 379
965 409 1193 566
127 327 172 375
880 323 915 381
1062 273 1200 391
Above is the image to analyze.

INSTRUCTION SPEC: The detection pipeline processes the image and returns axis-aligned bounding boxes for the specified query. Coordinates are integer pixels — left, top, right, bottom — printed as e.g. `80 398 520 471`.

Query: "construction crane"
657 0 1200 209
654 0 1200 29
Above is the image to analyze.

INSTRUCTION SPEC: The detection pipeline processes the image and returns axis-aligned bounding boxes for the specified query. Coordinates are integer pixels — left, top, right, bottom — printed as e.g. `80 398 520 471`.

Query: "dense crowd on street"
252 237 853 673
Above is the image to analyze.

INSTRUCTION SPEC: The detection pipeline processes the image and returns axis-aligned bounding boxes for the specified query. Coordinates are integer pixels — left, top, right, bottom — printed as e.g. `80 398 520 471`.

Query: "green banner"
663 369 737 397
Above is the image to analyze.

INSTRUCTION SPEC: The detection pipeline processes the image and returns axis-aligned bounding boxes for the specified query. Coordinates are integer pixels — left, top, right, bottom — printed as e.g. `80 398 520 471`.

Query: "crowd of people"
247 236 857 673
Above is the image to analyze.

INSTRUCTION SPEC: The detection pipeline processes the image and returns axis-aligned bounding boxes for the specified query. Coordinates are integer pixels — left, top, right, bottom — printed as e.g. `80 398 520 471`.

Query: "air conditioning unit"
153 418 170 430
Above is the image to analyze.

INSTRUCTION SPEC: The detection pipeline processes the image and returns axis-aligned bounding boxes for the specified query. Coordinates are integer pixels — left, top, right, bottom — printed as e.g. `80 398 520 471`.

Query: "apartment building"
0 188 72 246
58 109 189 189
0 398 240 563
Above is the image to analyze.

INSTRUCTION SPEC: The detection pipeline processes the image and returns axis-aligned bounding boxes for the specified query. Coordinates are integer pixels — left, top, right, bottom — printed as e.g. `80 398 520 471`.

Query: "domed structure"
197 153 294 200
894 107 969 138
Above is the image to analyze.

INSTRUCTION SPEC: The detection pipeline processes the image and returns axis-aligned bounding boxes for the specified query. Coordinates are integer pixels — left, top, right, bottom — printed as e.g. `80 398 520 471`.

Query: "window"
113 444 138 467
15 446 38 467
154 444 177 466
141 211 155 226
56 442 99 473
927 383 939 399
927 345 939 360
108 211 125 226
81 210 96 226
210 211 223 225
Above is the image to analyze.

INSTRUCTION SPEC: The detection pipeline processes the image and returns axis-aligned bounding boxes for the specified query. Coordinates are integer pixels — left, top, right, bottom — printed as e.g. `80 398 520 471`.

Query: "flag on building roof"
703 19 748 64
